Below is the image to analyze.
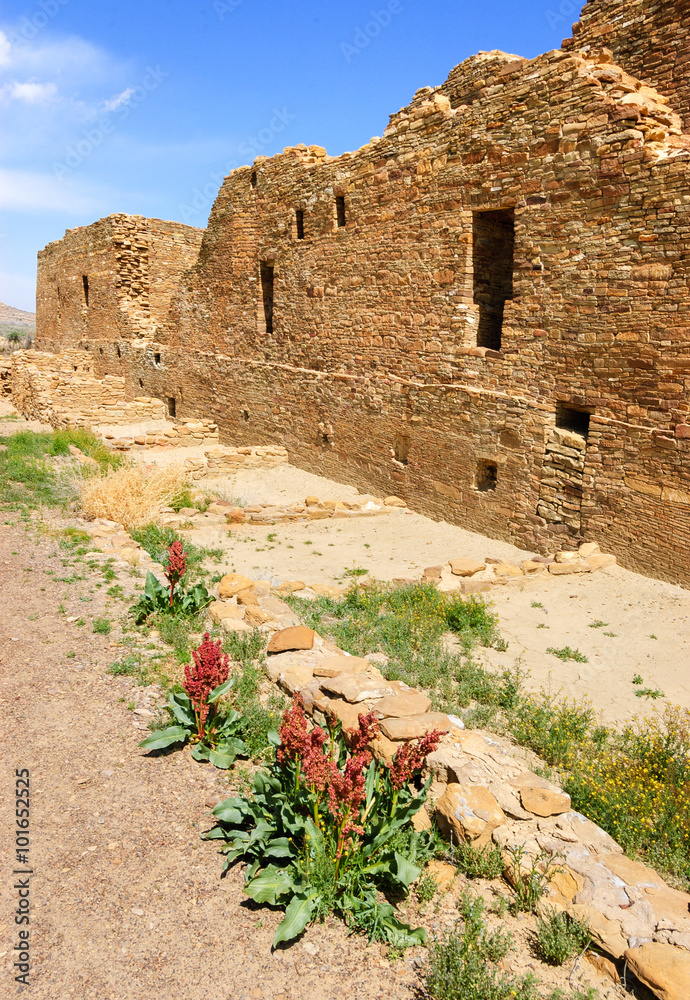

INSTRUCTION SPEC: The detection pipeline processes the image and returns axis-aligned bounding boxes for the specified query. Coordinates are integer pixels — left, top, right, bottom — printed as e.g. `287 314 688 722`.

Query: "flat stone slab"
320 673 396 703
380 712 455 741
519 785 571 817
313 654 371 677
374 690 432 718
267 626 315 653
218 573 254 598
449 557 486 577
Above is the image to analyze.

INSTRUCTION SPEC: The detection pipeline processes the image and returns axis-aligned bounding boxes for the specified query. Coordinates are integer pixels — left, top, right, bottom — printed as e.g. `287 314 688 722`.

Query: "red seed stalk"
164 540 187 609
184 633 230 741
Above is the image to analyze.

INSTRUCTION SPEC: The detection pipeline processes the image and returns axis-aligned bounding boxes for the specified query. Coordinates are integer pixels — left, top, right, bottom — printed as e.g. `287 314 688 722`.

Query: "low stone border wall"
74 517 690 998
105 418 219 450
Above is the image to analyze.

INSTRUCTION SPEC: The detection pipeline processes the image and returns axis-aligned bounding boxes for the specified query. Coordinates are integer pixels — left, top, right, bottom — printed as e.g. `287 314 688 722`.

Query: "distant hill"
0 301 36 337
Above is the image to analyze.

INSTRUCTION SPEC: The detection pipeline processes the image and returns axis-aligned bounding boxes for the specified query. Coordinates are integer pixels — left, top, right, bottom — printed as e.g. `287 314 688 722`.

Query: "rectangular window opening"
473 209 514 350
476 460 498 492
166 396 176 418
82 275 89 307
336 195 346 228
260 261 274 335
295 209 305 240
393 433 410 466
556 404 591 438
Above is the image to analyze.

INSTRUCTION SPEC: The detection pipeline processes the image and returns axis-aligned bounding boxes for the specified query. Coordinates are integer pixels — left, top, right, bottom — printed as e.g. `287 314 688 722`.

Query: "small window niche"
82 275 89 307
116 343 122 359
241 408 250 422
393 433 410 467
335 195 346 228
556 404 591 439
166 397 176 418
250 170 257 188
295 209 305 240
473 208 515 350
138 377 144 388
260 261 275 334
153 352 161 367
476 460 498 492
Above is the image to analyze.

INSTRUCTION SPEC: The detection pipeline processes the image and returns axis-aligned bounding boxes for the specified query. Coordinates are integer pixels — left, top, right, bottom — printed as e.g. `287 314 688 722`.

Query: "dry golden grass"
78 463 190 529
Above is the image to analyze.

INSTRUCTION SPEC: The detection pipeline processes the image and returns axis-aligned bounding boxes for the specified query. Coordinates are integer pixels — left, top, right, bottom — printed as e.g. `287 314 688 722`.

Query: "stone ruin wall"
37 215 204 351
33 1 690 589
565 0 690 131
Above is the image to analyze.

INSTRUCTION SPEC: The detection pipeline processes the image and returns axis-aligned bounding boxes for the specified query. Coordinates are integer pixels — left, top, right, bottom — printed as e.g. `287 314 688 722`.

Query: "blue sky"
0 0 581 312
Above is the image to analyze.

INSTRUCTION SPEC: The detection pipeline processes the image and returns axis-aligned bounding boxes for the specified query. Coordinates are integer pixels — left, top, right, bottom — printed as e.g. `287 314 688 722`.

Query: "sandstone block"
218 573 254 598
449 558 486 577
579 541 601 558
220 618 252 635
380 713 454 741
267 626 315 653
624 942 690 1000
279 664 315 694
313 655 371 677
321 674 396 703
275 580 306 594
305 495 319 505
422 565 444 581
384 496 406 507
493 562 523 578
236 588 259 607
522 560 548 574
368 733 400 765
555 550 579 563
209 602 245 624
411 804 432 832
244 607 273 628
587 553 617 570
519 785 571 817
425 860 457 892
374 690 432 718
435 784 505 846
548 561 590 575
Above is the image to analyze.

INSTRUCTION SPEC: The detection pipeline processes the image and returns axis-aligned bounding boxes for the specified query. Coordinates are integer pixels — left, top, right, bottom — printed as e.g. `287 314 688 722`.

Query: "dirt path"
0 520 421 999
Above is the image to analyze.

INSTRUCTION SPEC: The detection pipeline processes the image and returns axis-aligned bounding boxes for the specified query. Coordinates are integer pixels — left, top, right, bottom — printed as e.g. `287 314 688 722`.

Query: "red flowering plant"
205 693 443 948
130 541 211 624
139 633 247 769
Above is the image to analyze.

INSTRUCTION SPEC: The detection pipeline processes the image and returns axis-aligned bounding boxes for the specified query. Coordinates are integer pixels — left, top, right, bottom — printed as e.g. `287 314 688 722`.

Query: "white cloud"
0 167 104 213
0 30 10 68
103 87 134 112
4 80 57 103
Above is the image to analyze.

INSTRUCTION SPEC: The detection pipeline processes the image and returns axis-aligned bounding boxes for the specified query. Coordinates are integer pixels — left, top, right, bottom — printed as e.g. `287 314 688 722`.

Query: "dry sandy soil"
0 404 675 998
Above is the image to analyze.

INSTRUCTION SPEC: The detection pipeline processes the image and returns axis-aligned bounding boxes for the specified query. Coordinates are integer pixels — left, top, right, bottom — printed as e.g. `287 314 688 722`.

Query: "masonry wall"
34 36 690 587
566 0 690 130
37 215 203 352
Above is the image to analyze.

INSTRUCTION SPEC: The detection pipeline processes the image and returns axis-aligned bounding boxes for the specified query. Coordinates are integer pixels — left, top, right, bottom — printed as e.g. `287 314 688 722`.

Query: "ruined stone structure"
35 0 690 588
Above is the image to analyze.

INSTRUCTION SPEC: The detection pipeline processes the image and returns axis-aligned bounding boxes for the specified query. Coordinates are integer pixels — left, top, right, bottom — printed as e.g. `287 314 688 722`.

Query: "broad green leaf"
392 851 420 888
215 736 247 758
191 743 211 762
263 837 294 859
167 691 195 726
213 797 248 823
244 865 295 905
208 746 237 769
208 677 235 703
267 729 281 748
138 725 188 751
273 892 318 947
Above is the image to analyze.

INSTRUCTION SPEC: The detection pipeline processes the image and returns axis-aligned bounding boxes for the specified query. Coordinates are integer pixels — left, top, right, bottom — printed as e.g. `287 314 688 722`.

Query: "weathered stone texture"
33 7 690 588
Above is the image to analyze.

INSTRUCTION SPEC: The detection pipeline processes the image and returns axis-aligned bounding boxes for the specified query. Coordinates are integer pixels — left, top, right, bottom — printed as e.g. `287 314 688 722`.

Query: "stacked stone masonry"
33 0 690 589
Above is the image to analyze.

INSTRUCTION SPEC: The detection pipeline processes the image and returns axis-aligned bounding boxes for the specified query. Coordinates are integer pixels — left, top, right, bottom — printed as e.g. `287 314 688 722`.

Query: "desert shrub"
534 908 591 965
50 428 122 471
206 695 443 947
565 706 690 881
78 463 190 529
425 892 537 1000
509 696 595 768
505 845 563 914
450 841 505 880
